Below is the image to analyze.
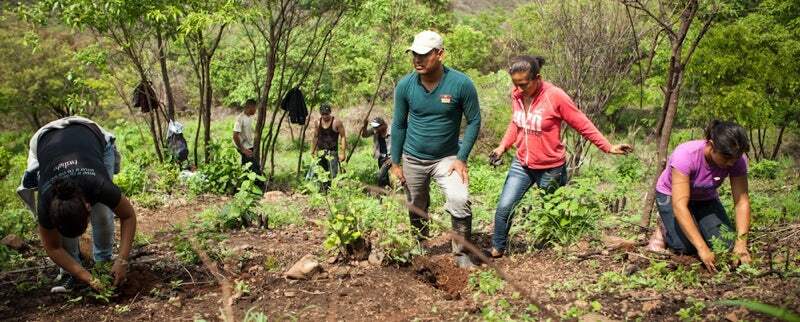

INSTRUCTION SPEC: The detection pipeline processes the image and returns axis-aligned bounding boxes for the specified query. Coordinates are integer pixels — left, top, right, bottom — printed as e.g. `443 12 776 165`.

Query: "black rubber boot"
451 216 476 268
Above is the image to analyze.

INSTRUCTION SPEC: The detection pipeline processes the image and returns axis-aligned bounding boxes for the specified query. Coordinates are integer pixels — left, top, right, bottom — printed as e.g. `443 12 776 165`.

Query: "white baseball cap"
406 30 443 54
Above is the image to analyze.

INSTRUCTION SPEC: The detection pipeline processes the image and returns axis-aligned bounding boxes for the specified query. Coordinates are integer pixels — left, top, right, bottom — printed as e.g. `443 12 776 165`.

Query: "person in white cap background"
360 116 392 187
390 30 482 267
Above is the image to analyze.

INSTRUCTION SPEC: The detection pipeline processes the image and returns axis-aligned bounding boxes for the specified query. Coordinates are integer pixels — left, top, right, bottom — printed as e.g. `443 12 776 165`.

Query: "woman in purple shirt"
649 120 752 272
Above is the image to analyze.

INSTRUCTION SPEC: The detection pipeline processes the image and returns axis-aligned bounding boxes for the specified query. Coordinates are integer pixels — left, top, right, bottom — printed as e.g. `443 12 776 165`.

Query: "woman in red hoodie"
486 55 633 258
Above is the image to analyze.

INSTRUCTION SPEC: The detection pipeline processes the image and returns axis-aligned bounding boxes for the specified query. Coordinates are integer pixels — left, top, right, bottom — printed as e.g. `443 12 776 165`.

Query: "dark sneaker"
50 275 86 293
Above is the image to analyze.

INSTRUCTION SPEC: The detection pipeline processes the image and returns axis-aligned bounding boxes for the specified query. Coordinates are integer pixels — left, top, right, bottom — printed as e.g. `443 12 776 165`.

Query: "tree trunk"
202 55 213 164
770 123 786 160
630 0 717 229
157 30 176 121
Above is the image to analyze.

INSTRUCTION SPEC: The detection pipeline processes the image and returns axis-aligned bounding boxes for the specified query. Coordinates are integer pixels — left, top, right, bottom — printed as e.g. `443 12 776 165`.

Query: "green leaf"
715 300 800 322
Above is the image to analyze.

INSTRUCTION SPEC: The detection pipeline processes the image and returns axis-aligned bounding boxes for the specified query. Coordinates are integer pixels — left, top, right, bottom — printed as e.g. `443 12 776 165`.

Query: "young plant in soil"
89 261 116 303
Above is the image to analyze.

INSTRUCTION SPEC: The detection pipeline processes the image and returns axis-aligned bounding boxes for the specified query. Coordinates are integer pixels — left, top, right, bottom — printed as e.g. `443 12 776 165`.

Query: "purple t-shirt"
655 140 748 200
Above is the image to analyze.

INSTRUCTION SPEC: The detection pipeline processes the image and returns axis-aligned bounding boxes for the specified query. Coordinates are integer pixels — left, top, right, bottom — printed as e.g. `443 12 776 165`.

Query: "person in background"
310 103 346 192
648 120 752 272
486 55 633 258
233 98 265 192
360 116 392 187
17 116 137 293
391 30 482 268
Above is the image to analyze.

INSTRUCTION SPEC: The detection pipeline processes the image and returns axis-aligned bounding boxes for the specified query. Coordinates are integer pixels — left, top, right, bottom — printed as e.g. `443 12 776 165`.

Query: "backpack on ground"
167 120 189 165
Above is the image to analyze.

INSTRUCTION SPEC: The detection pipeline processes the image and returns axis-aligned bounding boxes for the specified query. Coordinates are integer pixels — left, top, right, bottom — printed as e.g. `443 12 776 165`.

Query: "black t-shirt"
36 125 122 229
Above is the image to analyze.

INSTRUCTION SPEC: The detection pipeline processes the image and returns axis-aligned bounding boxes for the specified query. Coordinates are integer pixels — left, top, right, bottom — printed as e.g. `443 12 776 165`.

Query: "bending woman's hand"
111 259 129 286
732 243 751 267
698 248 718 273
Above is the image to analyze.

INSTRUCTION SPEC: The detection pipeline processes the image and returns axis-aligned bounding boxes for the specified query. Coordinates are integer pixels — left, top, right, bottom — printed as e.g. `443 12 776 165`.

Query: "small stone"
1 234 27 250
573 300 588 310
284 291 296 298
284 254 321 280
579 313 617 322
233 244 252 253
725 312 738 322
168 296 183 308
327 256 338 264
642 301 660 312
331 266 349 278
368 250 385 266
625 310 641 319
602 234 632 248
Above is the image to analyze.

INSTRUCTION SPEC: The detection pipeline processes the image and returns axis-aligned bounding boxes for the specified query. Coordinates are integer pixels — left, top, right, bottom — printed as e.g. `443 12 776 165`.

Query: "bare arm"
671 169 718 272
336 119 346 161
39 225 93 284
109 195 136 285
360 120 373 138
310 119 319 156
730 175 752 265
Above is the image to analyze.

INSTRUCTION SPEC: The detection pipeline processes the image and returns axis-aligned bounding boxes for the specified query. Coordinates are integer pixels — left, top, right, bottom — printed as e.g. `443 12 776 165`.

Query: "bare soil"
1 195 798 321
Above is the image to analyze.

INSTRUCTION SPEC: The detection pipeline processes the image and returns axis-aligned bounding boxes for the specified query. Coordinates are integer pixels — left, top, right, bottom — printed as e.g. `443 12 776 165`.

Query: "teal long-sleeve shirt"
391 66 482 164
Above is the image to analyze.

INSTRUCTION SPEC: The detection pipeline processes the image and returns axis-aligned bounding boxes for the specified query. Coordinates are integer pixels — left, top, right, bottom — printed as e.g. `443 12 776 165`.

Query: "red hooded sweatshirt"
500 81 612 170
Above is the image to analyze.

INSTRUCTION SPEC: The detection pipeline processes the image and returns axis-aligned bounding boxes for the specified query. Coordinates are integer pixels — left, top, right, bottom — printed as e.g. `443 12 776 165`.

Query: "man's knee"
445 193 471 218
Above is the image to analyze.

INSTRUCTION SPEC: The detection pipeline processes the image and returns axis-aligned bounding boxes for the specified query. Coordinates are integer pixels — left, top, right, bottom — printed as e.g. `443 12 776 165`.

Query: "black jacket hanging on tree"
281 87 308 125
132 81 159 113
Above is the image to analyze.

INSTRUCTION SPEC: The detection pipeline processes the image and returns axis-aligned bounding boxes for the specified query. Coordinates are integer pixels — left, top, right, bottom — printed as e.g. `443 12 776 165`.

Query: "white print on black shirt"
53 159 78 172
41 167 97 193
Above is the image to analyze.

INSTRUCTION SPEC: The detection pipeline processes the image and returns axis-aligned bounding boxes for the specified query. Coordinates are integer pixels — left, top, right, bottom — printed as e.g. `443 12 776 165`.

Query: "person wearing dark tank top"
310 104 346 192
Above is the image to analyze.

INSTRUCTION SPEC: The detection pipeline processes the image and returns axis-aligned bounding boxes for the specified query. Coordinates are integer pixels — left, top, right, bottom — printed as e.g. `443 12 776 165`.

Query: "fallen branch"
187 237 234 322
576 241 648 261
0 264 57 276
624 251 679 265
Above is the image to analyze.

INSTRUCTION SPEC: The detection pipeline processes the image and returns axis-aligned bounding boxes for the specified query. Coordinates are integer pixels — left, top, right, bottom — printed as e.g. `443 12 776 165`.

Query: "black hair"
49 178 90 238
509 55 547 79
704 120 750 158
320 103 332 114
245 99 257 107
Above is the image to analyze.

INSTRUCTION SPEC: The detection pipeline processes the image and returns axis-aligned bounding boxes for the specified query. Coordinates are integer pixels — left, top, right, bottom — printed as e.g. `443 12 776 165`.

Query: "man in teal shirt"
391 30 482 267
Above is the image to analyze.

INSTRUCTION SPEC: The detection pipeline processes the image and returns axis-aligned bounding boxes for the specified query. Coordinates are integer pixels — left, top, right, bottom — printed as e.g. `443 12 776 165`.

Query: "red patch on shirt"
440 94 452 104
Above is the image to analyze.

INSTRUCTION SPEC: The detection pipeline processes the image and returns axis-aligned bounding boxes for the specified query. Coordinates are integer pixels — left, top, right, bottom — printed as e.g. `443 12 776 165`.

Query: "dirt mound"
412 254 471 300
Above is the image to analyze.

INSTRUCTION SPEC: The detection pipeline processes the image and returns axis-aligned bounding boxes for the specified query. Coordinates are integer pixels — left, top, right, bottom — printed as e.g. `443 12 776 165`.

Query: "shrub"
749 159 780 179
198 141 245 195
517 178 604 248
115 164 147 196
0 208 36 241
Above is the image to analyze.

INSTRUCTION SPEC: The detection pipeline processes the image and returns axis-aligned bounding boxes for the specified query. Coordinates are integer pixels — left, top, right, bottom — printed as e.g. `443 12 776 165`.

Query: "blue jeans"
491 158 568 251
61 143 116 274
656 192 733 254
